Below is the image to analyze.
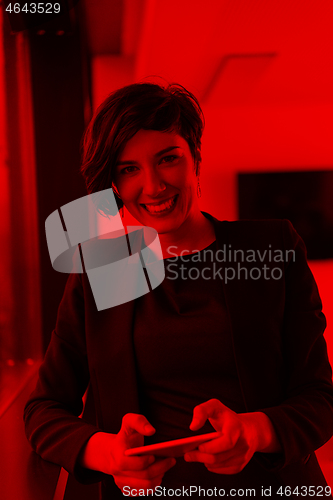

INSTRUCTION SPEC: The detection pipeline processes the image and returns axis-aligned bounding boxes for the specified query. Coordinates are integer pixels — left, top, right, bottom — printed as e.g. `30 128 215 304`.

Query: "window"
0 4 42 417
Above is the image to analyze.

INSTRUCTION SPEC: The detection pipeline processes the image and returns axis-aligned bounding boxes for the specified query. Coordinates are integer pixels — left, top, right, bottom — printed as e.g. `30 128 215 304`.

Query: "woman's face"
114 130 200 234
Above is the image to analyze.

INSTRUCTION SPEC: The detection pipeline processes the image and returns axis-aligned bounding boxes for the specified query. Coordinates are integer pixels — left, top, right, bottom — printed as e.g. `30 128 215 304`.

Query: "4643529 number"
5 3 61 14
277 485 332 496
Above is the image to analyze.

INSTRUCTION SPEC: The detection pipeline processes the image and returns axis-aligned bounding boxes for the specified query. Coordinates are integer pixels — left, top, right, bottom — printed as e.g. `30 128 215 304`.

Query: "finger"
206 460 240 470
184 449 241 464
185 444 243 464
206 464 243 475
121 458 176 479
120 413 155 438
184 451 223 464
190 399 226 431
198 426 238 454
118 454 156 472
185 450 250 474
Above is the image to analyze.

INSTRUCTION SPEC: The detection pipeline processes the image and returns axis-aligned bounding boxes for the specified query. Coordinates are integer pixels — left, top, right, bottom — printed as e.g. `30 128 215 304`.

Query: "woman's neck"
158 211 216 259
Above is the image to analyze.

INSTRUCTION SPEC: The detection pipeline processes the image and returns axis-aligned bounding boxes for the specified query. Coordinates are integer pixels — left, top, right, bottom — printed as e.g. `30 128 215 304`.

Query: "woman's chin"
141 215 182 234
133 211 182 235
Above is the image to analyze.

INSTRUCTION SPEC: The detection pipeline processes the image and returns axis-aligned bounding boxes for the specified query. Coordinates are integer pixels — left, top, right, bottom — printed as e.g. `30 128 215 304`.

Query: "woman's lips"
141 195 178 215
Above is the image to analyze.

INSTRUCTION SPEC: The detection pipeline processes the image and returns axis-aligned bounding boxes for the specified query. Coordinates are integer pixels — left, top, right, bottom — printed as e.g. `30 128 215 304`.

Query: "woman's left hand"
184 399 281 474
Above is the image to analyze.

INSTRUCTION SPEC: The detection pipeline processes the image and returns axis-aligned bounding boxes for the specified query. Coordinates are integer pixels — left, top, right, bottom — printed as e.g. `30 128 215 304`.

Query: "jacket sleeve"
259 219 333 467
23 272 106 484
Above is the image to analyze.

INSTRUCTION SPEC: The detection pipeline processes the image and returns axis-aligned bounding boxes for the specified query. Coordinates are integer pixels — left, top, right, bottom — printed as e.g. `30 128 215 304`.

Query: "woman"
24 82 333 499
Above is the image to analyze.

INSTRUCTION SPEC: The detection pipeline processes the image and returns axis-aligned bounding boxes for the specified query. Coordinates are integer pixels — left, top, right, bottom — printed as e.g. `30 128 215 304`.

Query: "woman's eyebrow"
155 146 180 157
116 146 180 166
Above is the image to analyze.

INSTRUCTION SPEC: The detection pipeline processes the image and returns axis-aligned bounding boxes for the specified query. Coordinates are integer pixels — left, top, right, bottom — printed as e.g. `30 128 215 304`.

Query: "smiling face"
113 129 201 234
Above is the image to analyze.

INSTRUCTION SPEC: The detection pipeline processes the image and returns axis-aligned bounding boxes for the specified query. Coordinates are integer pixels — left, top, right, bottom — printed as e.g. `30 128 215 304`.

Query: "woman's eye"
160 155 178 164
120 166 138 174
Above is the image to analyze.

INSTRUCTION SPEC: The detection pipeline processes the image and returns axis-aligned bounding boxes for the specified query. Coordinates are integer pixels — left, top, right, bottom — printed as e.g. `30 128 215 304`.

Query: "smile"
141 195 178 215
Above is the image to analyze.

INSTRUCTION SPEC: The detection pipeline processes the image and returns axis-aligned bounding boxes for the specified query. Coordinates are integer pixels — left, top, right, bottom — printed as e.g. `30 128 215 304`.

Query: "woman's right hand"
80 413 176 494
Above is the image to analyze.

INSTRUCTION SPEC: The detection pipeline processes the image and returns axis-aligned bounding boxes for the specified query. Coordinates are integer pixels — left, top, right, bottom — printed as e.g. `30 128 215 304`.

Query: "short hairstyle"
80 82 205 209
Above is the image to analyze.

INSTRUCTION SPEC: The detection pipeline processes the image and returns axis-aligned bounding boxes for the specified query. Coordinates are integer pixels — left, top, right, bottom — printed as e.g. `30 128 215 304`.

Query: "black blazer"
24 214 333 496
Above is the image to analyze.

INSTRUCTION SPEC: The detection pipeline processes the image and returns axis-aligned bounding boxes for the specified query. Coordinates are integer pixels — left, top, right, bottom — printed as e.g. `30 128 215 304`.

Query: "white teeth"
144 196 176 214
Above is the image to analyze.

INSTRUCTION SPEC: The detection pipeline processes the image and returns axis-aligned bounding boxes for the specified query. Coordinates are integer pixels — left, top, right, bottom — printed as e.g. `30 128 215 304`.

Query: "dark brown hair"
81 82 204 208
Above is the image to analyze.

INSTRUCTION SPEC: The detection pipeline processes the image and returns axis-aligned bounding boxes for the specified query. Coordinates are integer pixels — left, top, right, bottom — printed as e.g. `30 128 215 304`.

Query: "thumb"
190 399 226 431
119 413 155 439
190 405 209 431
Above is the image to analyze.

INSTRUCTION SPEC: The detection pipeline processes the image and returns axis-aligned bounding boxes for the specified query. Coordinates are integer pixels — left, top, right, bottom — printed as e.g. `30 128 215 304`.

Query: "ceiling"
81 0 333 107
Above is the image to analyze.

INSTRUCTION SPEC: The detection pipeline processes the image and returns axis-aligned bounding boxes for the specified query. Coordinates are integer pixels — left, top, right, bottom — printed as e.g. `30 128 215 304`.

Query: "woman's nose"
142 170 166 197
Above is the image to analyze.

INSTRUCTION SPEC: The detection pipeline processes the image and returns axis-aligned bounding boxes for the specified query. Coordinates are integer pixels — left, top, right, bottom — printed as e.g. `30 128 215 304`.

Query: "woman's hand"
80 413 176 494
184 399 281 474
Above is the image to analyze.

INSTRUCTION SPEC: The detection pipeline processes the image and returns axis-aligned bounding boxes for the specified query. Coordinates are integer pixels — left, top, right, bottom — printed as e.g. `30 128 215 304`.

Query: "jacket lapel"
85 279 141 432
